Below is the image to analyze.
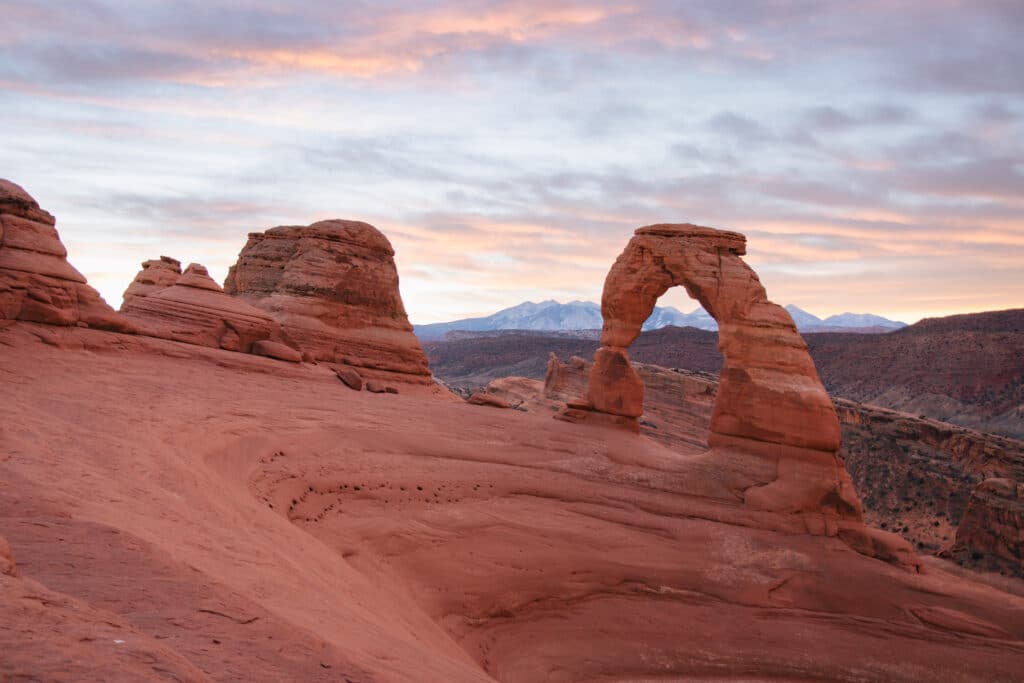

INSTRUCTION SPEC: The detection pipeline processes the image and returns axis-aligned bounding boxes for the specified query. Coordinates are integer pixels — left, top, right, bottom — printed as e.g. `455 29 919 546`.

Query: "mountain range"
413 300 906 341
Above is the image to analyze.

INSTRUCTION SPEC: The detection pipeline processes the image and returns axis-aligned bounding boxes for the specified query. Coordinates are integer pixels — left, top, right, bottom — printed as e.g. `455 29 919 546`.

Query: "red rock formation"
592 225 838 448
948 478 1024 575
120 256 181 308
543 353 589 402
122 262 283 353
582 224 861 521
0 179 131 332
224 221 432 384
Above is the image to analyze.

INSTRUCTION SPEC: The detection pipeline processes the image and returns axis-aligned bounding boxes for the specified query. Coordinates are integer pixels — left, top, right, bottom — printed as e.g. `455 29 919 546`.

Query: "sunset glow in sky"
2 1 1022 323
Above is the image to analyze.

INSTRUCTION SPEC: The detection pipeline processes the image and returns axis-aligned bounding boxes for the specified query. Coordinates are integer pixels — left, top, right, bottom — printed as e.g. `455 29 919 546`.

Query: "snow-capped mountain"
414 300 604 340
821 312 906 329
784 304 825 328
414 300 905 341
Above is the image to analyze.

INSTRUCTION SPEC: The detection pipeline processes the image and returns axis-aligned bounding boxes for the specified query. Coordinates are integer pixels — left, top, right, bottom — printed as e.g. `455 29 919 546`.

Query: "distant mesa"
0 179 132 332
224 220 432 384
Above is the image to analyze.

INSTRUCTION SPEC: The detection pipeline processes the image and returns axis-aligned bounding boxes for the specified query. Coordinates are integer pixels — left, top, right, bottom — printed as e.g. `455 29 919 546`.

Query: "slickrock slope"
224 221 432 384
493 355 1024 577
122 262 284 353
3 322 1024 682
0 179 131 332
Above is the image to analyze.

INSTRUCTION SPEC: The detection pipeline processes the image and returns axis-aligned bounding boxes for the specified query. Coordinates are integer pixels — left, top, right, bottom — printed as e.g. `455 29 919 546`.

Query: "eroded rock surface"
224 221 432 384
0 179 131 332
949 478 1024 575
121 256 182 309
122 262 282 353
3 307 1024 682
590 224 838 449
839 399 1024 574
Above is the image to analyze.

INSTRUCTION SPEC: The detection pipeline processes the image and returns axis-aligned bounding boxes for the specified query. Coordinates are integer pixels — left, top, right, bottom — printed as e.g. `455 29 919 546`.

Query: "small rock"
0 534 16 576
467 392 510 409
252 339 302 363
335 367 364 391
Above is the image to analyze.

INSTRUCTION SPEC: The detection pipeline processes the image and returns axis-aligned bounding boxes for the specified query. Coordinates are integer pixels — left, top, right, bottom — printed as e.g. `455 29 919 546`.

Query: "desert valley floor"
2 323 1023 682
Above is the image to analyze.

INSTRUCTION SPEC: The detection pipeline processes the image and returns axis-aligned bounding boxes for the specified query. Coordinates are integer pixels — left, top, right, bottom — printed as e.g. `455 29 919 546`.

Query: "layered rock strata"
122 262 282 353
224 220 432 384
120 256 181 308
541 354 1024 574
0 179 131 332
581 224 861 520
950 478 1024 575
838 399 1024 572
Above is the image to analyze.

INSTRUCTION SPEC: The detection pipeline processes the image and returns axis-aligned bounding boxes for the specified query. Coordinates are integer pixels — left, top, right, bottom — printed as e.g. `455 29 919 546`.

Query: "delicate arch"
586 224 840 452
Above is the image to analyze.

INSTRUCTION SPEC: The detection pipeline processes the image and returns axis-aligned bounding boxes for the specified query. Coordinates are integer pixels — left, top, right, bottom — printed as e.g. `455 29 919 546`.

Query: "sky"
1 1 1022 324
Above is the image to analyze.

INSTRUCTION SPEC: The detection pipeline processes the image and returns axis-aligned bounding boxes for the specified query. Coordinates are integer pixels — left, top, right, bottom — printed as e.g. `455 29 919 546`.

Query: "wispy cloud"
1 1 1021 321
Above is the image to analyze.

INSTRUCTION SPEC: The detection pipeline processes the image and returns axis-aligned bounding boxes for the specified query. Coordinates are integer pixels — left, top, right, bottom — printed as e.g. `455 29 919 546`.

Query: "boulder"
467 392 511 409
335 367 364 391
366 380 399 394
0 179 132 332
543 353 590 402
224 220 432 384
121 262 280 352
252 339 302 363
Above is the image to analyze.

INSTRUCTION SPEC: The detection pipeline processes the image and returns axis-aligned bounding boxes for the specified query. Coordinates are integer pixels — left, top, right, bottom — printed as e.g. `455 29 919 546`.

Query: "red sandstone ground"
488 357 1024 578
3 322 1024 681
3 184 1023 681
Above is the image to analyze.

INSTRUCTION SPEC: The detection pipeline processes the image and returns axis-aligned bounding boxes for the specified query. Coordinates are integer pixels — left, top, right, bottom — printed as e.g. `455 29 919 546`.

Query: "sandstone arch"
586 224 861 518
